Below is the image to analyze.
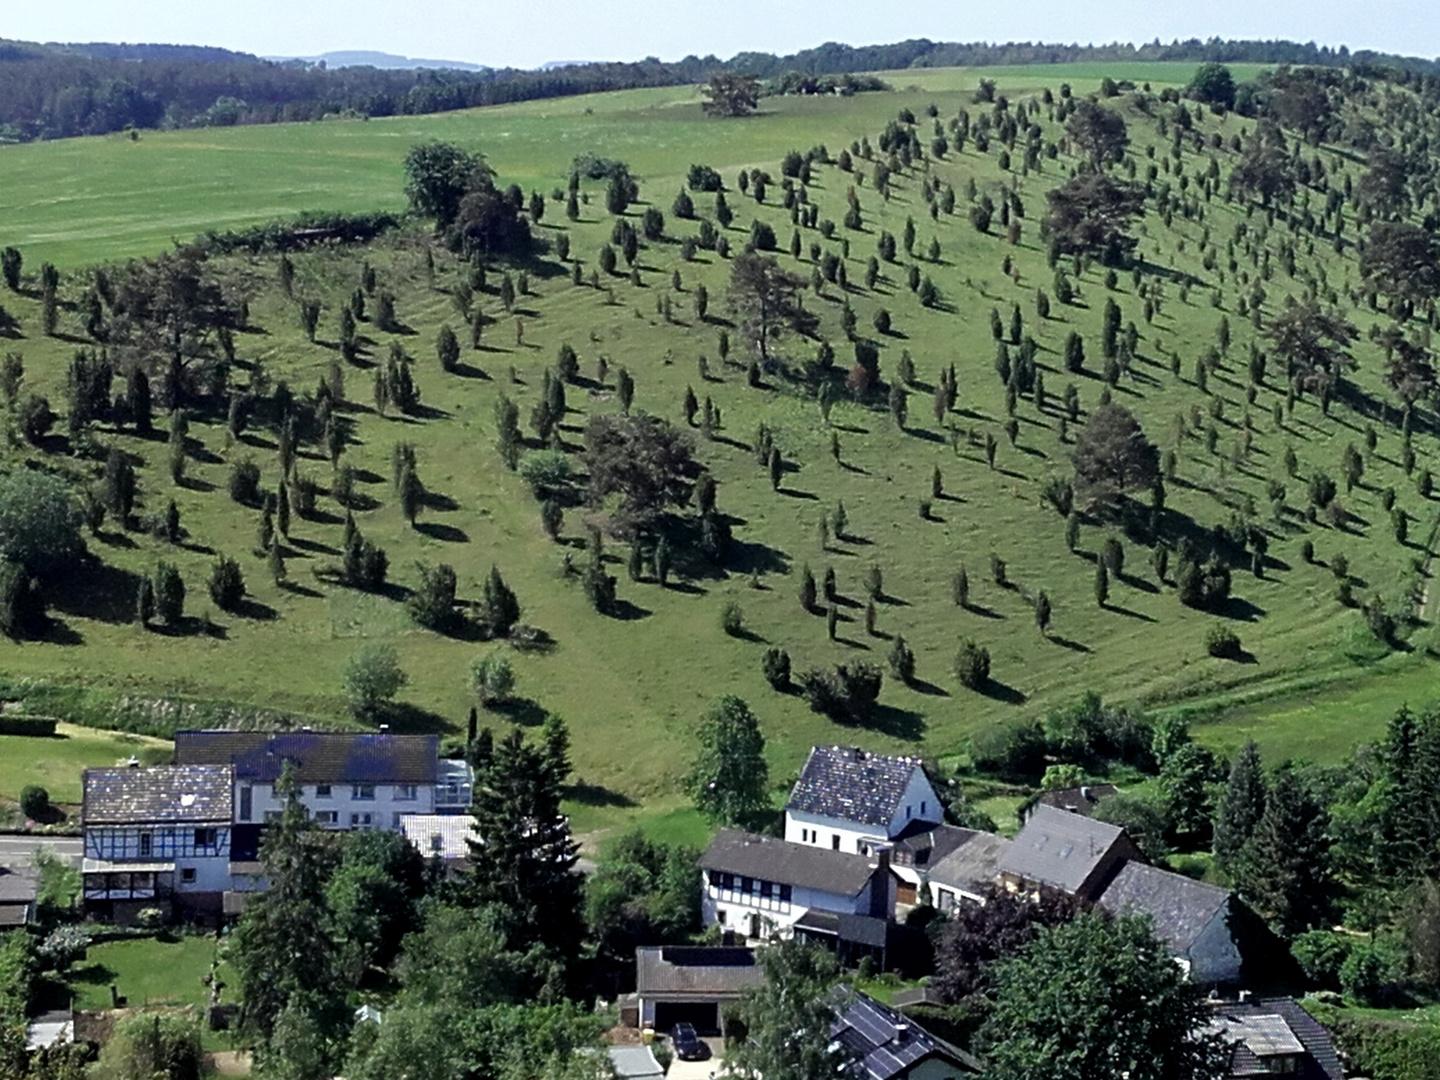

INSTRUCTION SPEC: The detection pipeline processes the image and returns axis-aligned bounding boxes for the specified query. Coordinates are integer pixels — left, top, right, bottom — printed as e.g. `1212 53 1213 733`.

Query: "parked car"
671 1022 710 1061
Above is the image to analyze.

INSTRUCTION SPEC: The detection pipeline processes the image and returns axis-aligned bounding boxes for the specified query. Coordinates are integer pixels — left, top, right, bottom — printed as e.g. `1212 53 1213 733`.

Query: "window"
193 828 217 848
396 784 418 801
313 811 339 825
351 812 373 828
238 786 252 822
921 800 927 815
831 834 840 851
180 868 196 884
138 833 152 858
716 909 726 925
740 877 754 896
779 884 792 904
906 805 912 819
760 881 774 900
392 813 404 829
937 889 955 913
352 784 376 801
430 834 444 854
314 784 332 798
715 871 734 891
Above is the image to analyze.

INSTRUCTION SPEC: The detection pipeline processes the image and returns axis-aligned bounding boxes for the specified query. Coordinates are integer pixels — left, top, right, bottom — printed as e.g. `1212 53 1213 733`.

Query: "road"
0 835 82 865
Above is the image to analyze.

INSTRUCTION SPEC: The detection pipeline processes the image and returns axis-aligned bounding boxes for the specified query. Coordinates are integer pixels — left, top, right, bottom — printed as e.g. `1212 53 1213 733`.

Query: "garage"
653 1001 722 1036
636 946 765 1039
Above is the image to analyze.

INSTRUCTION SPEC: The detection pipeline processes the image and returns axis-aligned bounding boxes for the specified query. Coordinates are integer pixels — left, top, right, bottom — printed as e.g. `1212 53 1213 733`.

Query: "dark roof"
1036 784 1119 817
929 830 1013 894
999 803 1128 893
0 865 37 904
83 765 233 824
1099 861 1231 955
793 909 890 948
700 830 883 896
891 822 974 870
635 946 764 1000
786 746 931 828
174 730 438 784
833 992 982 1079
1210 998 1344 1080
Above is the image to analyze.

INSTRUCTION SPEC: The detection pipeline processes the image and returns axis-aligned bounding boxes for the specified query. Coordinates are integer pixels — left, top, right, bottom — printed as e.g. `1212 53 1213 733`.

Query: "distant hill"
52 42 260 64
283 50 489 72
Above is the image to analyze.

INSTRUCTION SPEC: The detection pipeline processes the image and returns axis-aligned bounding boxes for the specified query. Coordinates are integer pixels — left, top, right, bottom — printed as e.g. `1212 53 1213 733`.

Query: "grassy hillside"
0 63 1270 269
1 60 1436 836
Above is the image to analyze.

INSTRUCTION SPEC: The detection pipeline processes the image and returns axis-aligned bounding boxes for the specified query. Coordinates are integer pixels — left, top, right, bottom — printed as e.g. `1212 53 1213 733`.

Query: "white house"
783 746 942 857
698 829 896 962
173 729 472 832
82 764 236 923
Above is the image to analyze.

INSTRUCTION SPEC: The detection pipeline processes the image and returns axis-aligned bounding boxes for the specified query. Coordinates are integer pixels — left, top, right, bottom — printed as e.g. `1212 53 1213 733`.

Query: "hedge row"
1310 1007 1440 1080
0 714 57 736
194 210 403 255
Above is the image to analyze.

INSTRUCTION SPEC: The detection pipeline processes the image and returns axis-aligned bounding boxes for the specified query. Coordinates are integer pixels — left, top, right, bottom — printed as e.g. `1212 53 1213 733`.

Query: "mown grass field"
1 59 1436 834
69 935 229 1012
0 724 171 807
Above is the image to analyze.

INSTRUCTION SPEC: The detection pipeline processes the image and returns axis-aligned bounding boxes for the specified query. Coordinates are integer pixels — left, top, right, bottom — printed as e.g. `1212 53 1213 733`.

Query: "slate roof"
999 803 1129 893
635 946 764 999
1209 998 1345 1080
1098 861 1231 955
832 992 982 1078
793 909 890 948
891 821 975 871
929 830 1014 895
787 746 930 828
1036 784 1119 817
174 730 438 785
83 765 234 824
700 830 884 896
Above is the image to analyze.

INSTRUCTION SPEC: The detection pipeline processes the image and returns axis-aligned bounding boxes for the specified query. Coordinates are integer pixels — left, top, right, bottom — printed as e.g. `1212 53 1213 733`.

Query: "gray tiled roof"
833 992 981 1079
786 746 928 827
83 765 233 824
891 821 974 870
635 946 763 999
699 830 883 896
1036 784 1119 817
1098 861 1231 955
175 730 438 784
1209 998 1344 1080
999 803 1127 893
929 830 1013 894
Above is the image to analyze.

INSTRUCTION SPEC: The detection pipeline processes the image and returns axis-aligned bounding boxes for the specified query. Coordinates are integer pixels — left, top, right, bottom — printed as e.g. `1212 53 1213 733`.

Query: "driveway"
666 1038 725 1080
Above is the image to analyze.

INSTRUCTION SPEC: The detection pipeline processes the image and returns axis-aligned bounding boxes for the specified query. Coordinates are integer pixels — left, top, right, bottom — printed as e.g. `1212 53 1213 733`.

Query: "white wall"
783 766 943 853
700 870 893 939
234 781 434 831
884 769 943 837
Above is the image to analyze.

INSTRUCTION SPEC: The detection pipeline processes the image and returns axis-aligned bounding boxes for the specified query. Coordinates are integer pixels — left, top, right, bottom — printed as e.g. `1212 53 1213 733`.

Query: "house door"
747 912 761 939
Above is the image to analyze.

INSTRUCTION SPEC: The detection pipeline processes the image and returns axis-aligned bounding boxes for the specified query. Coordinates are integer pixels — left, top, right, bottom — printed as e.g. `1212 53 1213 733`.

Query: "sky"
5 0 1439 70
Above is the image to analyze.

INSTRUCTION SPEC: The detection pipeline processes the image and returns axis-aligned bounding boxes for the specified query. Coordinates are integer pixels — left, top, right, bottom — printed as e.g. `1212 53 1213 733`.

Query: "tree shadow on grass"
564 781 637 808
1048 634 1092 653
607 599 652 621
48 560 144 625
37 618 84 646
381 701 453 735
961 603 1005 620
491 697 549 727
233 598 278 621
907 678 950 697
415 521 470 543
978 678 1027 705
838 703 924 741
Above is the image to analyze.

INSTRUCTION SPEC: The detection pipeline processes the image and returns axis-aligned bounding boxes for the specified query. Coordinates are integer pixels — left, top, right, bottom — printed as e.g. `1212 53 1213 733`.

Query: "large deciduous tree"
1064 100 1129 170
1070 402 1159 508
583 412 698 537
727 251 815 364
701 73 760 118
978 912 1232 1080
1263 299 1357 392
1230 121 1295 206
1045 172 1145 264
684 695 769 827
1362 221 1440 307
726 939 856 1080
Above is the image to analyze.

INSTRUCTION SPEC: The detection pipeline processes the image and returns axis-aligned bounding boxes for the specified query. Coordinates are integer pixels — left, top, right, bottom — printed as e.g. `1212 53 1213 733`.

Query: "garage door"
654 1001 722 1036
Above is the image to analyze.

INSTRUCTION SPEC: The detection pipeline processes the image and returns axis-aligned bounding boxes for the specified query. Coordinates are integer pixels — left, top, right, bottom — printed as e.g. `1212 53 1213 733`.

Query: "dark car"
671 1022 710 1061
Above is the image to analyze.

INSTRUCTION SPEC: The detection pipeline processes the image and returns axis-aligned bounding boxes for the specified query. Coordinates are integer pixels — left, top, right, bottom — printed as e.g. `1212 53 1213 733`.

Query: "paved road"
0 835 82 865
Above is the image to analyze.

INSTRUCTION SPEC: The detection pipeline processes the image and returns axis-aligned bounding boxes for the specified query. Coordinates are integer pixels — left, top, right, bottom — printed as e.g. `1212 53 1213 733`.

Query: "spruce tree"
1213 740 1266 874
466 725 583 966
1235 768 1335 937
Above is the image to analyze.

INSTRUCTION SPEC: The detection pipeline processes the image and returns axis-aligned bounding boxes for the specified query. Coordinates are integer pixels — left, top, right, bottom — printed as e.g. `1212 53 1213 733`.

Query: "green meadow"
0 59 1434 834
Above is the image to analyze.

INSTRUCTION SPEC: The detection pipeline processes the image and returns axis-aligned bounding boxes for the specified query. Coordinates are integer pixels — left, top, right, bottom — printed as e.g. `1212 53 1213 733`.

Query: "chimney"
1080 785 1093 801
894 1023 909 1044
1238 990 1251 1003
379 723 390 733
126 756 140 768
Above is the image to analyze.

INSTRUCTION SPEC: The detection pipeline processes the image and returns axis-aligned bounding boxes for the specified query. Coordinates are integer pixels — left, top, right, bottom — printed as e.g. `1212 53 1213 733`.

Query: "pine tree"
466 725 583 965
1094 560 1110 607
268 539 286 586
1213 740 1266 874
800 565 817 612
1236 767 1335 937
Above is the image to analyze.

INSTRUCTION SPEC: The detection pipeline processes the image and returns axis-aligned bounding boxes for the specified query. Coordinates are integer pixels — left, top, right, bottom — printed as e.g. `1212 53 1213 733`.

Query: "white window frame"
352 784 376 801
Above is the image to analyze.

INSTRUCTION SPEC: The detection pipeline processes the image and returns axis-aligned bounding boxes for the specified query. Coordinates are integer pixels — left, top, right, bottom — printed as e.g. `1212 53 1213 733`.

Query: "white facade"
234 780 435 832
700 868 893 941
784 767 942 854
83 824 233 900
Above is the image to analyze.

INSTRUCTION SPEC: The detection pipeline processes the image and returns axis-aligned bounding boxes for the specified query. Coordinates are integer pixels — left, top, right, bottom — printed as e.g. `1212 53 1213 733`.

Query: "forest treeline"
1 34 1438 142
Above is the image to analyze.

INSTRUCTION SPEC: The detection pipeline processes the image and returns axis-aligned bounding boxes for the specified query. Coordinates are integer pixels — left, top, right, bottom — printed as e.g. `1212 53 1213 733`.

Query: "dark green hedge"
1309 1006 1440 1080
0 714 57 736
194 211 402 255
